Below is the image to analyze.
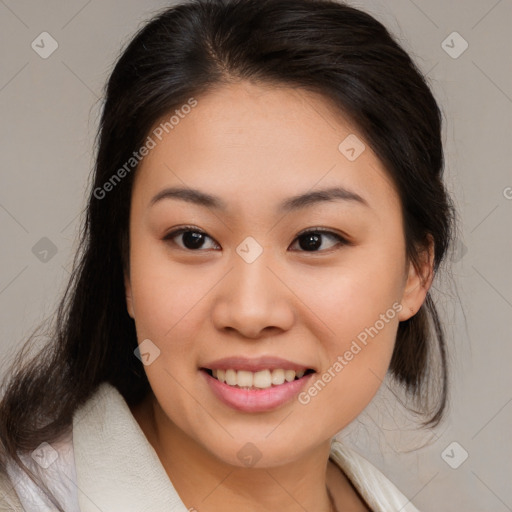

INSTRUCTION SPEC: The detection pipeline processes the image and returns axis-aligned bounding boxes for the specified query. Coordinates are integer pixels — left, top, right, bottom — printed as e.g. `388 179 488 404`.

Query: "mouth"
200 367 316 390
200 366 317 413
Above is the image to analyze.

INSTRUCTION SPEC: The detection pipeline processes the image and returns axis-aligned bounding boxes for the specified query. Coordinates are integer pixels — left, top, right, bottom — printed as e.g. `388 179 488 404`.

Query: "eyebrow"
149 185 369 212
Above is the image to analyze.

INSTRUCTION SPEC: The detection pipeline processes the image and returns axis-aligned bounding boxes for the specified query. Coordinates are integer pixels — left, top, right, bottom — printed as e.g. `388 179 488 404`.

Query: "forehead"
131 81 399 216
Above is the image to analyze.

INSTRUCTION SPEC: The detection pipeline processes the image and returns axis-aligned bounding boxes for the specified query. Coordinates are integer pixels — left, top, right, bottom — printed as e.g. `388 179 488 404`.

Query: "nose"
211 246 295 339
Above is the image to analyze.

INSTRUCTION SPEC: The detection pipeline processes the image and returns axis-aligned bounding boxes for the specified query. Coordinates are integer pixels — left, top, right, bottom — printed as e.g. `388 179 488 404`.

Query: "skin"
124 81 434 512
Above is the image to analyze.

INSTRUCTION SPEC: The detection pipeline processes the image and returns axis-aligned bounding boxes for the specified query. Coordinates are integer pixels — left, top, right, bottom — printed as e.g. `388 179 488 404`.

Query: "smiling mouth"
201 367 316 390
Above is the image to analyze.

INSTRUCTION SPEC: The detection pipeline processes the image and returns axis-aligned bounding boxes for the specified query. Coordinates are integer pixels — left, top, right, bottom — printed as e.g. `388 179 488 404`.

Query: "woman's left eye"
163 226 348 252
289 229 349 252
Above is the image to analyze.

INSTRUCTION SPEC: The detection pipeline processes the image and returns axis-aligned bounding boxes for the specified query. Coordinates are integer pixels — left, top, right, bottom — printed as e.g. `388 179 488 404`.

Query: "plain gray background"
0 1 511 511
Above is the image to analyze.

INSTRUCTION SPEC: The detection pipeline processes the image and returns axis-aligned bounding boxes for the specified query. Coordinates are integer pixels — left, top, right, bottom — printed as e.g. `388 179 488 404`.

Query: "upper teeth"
212 368 306 389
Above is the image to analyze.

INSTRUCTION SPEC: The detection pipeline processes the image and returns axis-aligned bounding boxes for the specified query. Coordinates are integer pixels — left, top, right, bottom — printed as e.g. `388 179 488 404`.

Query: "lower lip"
201 369 315 413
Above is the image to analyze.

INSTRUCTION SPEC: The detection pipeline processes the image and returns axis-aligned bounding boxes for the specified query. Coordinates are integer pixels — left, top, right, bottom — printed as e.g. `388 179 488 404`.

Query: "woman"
0 0 454 511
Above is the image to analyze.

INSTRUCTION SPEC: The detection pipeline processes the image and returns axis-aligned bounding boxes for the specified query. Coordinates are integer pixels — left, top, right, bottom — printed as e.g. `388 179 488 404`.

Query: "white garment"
4 381 420 512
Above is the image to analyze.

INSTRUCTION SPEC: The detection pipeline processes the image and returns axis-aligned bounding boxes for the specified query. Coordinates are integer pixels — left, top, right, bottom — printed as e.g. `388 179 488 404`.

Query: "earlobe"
124 272 135 319
398 238 435 322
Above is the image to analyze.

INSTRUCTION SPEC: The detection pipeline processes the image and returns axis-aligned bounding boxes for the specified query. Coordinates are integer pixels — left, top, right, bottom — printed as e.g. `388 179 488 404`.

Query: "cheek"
128 247 209 419
290 243 404 415
291 246 405 341
297 309 399 434
127 239 210 354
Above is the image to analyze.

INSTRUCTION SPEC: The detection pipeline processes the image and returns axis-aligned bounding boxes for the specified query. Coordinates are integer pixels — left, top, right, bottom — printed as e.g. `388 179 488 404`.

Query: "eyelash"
162 225 351 253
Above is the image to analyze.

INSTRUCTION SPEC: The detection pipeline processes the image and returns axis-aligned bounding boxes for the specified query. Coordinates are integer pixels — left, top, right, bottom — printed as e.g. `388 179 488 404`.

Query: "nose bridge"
231 237 277 310
212 236 294 337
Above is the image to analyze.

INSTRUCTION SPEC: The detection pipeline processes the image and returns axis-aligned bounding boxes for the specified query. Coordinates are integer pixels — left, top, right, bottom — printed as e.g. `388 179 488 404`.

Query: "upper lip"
201 356 316 373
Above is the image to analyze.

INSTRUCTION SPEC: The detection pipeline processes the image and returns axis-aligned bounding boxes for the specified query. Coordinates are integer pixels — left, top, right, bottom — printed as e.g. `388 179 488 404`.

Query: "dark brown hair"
0 0 455 509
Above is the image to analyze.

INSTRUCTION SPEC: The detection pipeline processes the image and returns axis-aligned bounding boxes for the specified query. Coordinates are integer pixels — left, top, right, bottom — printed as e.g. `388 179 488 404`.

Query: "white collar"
73 382 188 511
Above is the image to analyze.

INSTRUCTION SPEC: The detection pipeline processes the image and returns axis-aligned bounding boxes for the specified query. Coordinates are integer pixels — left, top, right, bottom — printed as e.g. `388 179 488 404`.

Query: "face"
124 81 430 468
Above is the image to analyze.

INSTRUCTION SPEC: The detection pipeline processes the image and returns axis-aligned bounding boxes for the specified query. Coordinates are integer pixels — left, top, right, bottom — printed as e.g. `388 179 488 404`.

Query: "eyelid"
294 226 352 244
163 225 208 239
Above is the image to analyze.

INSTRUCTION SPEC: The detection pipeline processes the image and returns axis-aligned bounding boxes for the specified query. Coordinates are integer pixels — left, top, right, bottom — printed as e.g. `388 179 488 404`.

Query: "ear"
398 236 435 322
124 270 135 319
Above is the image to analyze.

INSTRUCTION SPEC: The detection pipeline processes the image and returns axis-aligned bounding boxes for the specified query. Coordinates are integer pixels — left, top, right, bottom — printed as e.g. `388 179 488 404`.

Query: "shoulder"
3 412 86 511
1 383 120 512
0 468 24 511
4 382 130 512
329 439 421 512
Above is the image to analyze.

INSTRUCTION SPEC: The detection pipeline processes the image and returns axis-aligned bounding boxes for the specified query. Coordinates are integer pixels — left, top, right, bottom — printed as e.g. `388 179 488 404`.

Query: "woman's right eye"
163 227 220 251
